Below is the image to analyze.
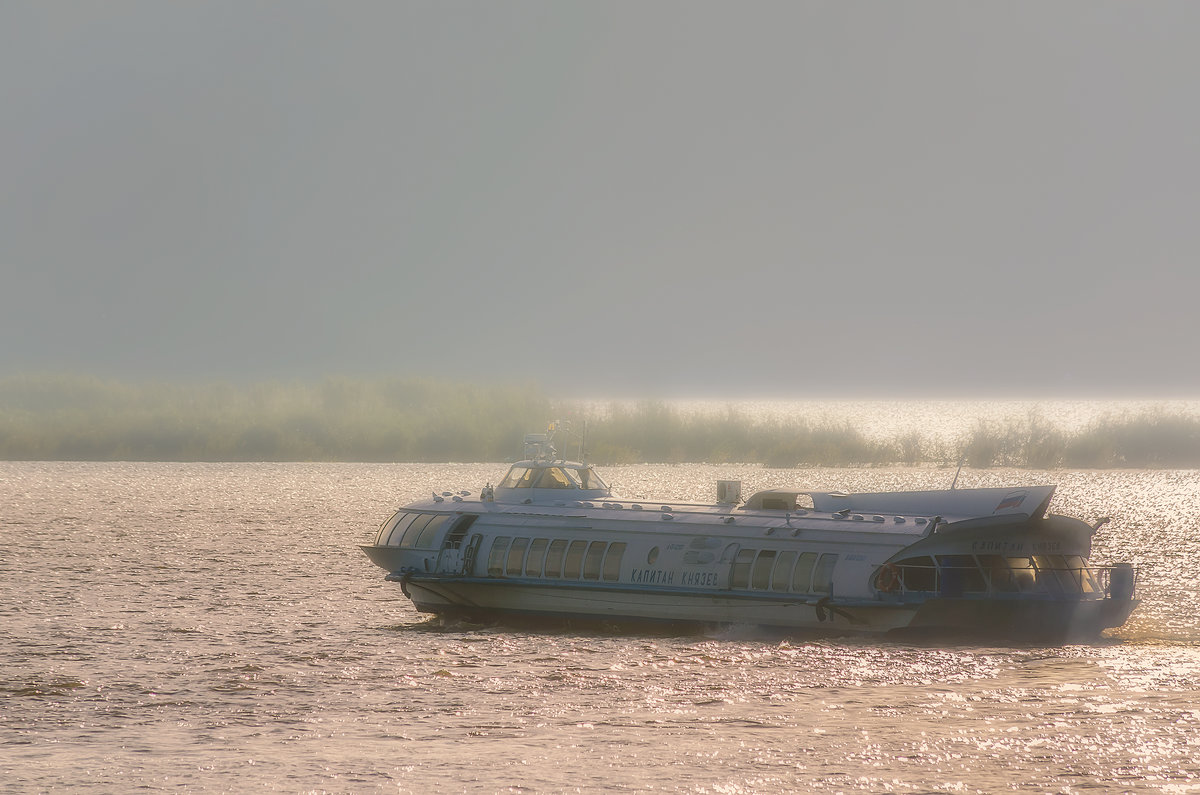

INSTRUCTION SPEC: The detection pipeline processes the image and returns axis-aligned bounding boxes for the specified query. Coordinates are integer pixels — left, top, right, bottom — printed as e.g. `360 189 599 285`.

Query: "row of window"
487 537 626 582
376 511 452 548
888 553 1101 595
730 549 838 594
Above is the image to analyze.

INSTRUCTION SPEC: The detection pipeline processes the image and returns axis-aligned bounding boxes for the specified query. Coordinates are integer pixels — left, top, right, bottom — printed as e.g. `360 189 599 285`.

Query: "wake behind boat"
360 425 1138 641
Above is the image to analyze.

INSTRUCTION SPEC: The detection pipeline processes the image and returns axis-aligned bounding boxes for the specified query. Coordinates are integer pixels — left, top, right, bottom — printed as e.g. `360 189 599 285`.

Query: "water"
4 460 1200 793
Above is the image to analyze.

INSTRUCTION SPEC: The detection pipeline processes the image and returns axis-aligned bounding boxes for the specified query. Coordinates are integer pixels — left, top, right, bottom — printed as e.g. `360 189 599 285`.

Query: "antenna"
950 456 965 490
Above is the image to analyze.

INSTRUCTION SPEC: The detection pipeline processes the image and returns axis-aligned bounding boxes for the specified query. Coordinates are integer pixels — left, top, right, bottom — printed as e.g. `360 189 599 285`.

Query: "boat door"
435 515 479 574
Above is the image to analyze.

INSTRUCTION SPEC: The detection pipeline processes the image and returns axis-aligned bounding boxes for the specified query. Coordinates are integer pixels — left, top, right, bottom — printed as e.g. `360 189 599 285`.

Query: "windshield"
497 466 536 488
574 467 608 491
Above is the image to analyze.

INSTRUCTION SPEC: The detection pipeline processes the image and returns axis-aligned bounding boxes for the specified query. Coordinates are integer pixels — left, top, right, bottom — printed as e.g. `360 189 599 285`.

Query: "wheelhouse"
493 461 611 503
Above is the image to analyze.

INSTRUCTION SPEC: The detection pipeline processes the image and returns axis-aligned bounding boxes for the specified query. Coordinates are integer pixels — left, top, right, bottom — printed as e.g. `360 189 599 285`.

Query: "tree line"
0 374 1198 467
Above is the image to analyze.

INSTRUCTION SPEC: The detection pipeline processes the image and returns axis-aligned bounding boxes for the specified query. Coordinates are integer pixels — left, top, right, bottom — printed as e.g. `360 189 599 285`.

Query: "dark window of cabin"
761 497 793 510
1007 557 1037 592
563 540 587 578
813 554 838 594
730 549 755 589
1065 555 1099 593
751 550 776 590
602 542 626 581
1033 554 1077 593
507 538 530 576
583 541 607 580
896 556 936 592
771 551 797 592
792 552 817 592
978 555 1015 592
487 537 511 576
415 515 451 548
545 539 568 577
399 514 435 548
936 554 986 595
525 539 548 576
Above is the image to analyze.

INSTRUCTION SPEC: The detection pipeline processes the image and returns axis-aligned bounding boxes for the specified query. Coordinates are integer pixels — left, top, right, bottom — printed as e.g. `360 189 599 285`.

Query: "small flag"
995 492 1027 512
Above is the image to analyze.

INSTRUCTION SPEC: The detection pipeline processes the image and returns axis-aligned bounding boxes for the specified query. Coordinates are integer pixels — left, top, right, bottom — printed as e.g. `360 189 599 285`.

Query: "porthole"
647 547 660 565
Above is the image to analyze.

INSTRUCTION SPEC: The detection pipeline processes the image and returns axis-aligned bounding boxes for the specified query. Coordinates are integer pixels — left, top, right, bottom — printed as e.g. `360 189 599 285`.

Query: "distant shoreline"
1 375 1198 468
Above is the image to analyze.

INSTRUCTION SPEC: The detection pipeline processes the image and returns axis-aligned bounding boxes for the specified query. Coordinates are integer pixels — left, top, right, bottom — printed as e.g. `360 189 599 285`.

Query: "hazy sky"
3 2 1198 397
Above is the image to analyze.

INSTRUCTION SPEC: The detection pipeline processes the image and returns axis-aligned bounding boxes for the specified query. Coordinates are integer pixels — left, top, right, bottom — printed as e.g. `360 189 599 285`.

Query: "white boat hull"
399 576 1135 640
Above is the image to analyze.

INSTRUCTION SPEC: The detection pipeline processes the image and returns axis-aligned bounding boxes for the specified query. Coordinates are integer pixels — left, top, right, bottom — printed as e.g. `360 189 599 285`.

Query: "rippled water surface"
4 461 1200 793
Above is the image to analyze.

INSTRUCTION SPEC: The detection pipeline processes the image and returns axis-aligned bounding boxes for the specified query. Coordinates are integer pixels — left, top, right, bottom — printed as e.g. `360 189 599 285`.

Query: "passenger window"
792 552 817 592
487 537 512 576
936 554 986 595
563 540 587 578
382 512 416 546
771 551 797 592
813 553 838 594
507 538 530 576
583 541 607 580
1007 557 1036 592
896 556 936 592
415 515 451 548
1065 555 1099 593
752 550 776 590
525 539 548 576
400 514 434 548
602 542 626 581
730 549 756 589
1033 554 1076 593
545 539 568 577
976 555 1009 592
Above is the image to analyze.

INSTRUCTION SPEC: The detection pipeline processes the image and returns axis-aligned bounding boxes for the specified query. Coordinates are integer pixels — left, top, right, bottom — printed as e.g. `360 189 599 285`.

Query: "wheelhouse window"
574 468 609 491
498 467 536 488
533 467 573 489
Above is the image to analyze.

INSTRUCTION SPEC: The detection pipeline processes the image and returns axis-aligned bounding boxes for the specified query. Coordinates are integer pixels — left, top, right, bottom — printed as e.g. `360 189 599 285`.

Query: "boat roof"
742 485 1055 522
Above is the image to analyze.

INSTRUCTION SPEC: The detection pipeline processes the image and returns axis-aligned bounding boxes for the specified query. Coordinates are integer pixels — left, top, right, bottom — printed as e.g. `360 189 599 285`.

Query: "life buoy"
876 563 901 592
